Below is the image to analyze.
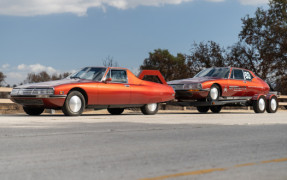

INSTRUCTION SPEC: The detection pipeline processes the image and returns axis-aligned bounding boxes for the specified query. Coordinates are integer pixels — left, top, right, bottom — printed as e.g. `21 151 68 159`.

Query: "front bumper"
175 89 209 100
10 95 66 108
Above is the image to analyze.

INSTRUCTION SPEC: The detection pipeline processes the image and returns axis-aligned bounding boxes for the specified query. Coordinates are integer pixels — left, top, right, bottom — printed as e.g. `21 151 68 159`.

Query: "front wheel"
253 95 266 113
107 108 124 115
62 91 85 116
141 103 159 115
23 106 45 116
266 96 278 113
208 84 220 101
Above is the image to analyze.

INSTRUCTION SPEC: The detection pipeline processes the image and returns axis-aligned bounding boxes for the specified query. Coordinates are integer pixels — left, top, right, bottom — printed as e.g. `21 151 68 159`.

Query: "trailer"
167 92 280 114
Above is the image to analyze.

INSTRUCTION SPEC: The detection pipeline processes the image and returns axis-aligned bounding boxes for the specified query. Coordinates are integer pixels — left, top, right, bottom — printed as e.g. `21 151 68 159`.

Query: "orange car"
168 67 278 113
10 67 175 116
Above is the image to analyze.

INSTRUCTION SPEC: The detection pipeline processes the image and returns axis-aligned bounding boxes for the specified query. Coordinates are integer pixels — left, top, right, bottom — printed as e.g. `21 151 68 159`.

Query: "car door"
227 68 248 96
243 70 263 96
97 69 131 105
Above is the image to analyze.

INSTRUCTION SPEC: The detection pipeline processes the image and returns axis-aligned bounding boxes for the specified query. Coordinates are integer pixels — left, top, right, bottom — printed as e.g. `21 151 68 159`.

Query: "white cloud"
239 0 269 5
17 64 27 70
1 64 10 69
0 0 232 16
2 63 70 85
17 63 57 74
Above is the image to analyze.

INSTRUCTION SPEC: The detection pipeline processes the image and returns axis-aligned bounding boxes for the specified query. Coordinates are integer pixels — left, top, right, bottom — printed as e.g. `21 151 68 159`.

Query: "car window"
231 69 244 80
243 70 253 80
194 68 230 78
107 70 128 83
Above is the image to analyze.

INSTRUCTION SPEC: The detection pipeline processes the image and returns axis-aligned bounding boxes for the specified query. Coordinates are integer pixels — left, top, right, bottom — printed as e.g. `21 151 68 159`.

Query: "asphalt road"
0 110 287 180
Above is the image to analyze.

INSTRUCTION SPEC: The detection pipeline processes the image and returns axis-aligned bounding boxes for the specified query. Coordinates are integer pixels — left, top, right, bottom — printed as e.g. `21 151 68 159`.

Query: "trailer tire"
266 96 278 113
253 95 266 113
197 106 209 113
210 106 222 113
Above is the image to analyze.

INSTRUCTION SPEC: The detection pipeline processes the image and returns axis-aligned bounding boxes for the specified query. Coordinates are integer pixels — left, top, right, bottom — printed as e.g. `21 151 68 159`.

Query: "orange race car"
168 67 278 113
10 67 175 116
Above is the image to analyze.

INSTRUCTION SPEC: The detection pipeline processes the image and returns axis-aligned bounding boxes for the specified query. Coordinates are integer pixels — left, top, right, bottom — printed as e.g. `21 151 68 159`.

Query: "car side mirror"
105 78 112 83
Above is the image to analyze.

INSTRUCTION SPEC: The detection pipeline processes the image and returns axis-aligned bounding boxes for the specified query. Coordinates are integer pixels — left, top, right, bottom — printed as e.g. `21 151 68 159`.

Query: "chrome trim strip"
11 95 67 98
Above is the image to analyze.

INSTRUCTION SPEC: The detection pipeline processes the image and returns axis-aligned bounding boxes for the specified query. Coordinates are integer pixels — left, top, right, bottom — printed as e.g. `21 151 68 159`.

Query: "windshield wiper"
70 76 81 79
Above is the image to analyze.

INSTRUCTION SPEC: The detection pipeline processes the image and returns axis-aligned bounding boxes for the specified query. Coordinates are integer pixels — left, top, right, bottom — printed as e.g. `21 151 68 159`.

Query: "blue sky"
0 0 268 85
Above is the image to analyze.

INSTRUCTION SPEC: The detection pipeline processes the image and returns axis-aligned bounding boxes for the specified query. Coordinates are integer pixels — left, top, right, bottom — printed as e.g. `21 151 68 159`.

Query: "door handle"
124 85 130 87
243 81 247 83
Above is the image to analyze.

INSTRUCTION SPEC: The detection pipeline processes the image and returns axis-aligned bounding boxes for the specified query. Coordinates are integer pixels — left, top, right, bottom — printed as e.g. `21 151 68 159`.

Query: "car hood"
15 79 95 88
168 77 221 84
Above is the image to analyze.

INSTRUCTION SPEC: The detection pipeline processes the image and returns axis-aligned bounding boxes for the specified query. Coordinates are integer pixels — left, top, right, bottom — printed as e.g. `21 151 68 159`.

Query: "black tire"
208 84 220 101
62 91 85 116
210 106 222 113
266 96 278 113
141 103 159 115
23 106 45 116
253 95 266 113
197 106 210 113
107 108 124 115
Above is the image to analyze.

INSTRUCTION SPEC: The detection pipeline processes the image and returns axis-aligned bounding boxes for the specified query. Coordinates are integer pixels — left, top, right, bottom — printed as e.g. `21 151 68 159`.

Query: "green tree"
188 41 227 76
239 0 287 91
140 49 189 81
0 72 6 86
24 71 71 84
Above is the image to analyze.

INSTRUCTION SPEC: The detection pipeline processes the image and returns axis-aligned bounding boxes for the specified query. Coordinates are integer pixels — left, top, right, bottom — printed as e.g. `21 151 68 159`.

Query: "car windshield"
69 67 107 81
194 68 230 79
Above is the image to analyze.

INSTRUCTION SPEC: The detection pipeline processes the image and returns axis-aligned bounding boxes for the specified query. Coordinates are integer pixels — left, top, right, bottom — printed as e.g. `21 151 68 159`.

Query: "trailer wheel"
210 106 222 113
208 84 220 101
253 95 266 113
197 106 209 113
266 96 278 113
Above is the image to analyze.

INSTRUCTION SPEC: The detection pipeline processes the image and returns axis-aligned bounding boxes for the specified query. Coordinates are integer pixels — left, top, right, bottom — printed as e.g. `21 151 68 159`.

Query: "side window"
243 70 253 80
231 69 244 80
107 70 128 83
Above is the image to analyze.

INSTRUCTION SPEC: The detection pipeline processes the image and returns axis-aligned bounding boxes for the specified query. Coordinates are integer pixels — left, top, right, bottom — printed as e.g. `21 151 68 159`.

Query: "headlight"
31 88 54 95
170 83 202 90
183 83 202 90
10 88 20 95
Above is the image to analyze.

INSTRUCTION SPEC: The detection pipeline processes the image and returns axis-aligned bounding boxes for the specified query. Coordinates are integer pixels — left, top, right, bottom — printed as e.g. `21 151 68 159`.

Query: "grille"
14 99 44 106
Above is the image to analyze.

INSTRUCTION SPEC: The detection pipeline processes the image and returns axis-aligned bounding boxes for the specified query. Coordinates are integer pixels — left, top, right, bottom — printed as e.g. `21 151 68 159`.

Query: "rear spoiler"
138 70 167 85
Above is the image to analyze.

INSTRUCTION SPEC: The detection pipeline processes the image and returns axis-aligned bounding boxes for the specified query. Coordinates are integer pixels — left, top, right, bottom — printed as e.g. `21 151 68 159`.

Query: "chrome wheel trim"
210 87 219 100
147 103 157 112
258 98 265 111
69 95 82 113
270 98 277 111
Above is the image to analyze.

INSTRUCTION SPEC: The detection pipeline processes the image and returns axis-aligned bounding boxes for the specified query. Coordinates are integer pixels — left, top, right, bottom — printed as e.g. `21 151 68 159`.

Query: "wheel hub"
258 98 265 111
270 98 277 111
69 95 82 113
210 87 218 100
147 103 157 112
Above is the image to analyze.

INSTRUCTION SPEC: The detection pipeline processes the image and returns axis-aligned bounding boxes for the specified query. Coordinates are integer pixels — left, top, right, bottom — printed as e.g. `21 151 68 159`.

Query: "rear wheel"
23 106 44 116
253 95 266 113
107 108 124 115
197 106 209 113
266 96 278 113
62 91 85 116
210 106 222 113
141 103 159 115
